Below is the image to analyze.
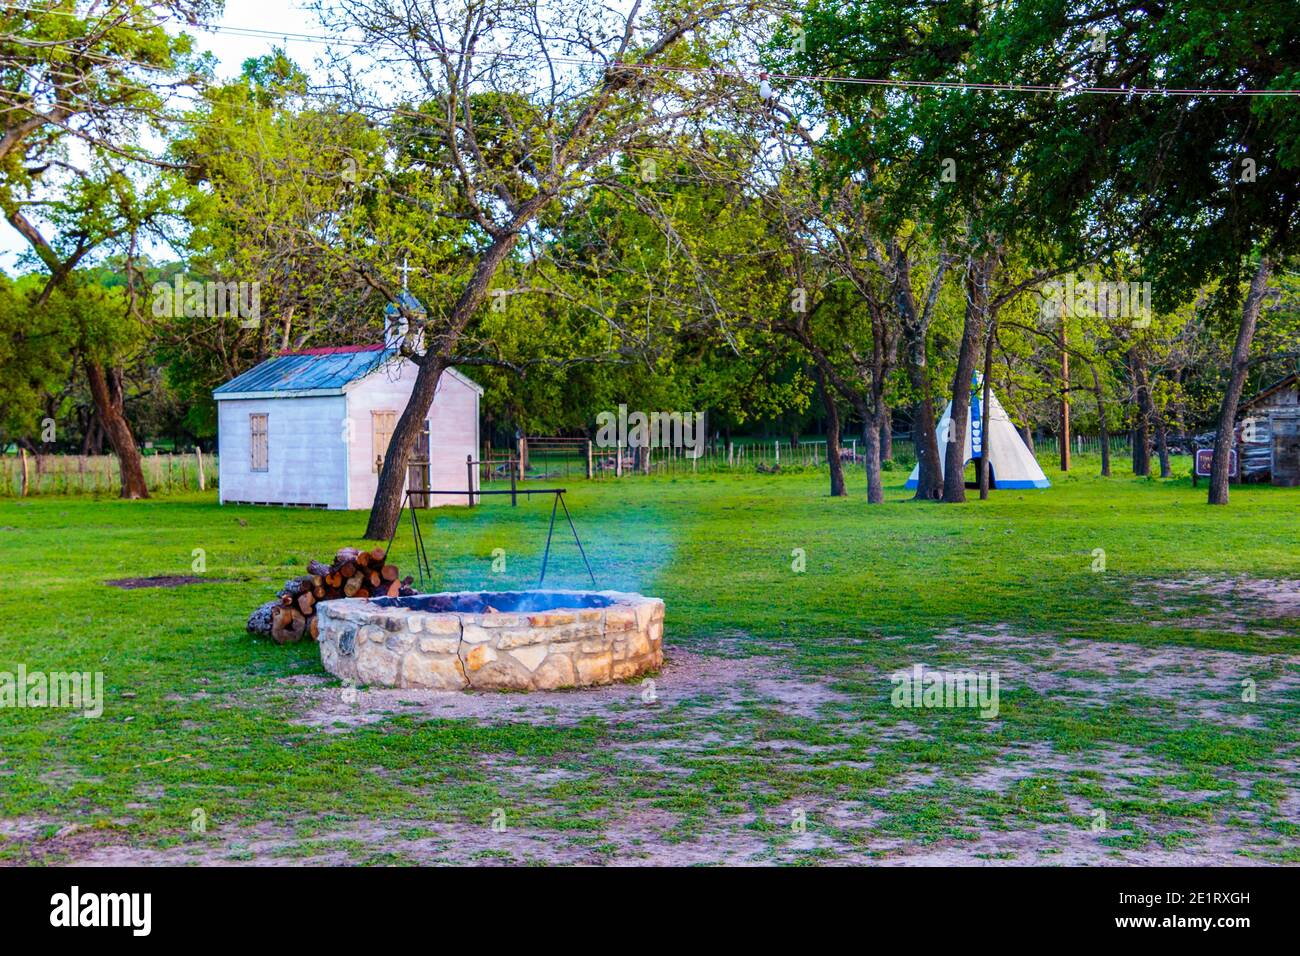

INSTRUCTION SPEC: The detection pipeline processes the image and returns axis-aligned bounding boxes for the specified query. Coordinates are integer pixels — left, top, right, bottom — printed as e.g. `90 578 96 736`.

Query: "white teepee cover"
905 381 1049 490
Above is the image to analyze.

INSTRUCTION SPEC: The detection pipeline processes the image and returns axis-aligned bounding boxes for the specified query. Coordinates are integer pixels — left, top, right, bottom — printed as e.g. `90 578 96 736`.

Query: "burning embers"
317 589 663 691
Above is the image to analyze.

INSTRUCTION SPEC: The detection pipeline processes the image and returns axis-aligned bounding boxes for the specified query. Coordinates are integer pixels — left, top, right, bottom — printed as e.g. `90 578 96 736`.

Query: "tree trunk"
84 359 148 499
1156 419 1171 478
1059 315 1071 472
978 319 996 499
1210 258 1272 504
863 409 883 504
81 413 104 455
893 246 941 500
1091 364 1111 477
1021 424 1035 453
1130 347 1152 476
364 233 520 539
817 372 846 497
942 254 992 503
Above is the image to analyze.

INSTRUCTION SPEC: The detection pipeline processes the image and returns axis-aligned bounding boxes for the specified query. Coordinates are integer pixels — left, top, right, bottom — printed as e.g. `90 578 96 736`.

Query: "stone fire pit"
316 589 664 691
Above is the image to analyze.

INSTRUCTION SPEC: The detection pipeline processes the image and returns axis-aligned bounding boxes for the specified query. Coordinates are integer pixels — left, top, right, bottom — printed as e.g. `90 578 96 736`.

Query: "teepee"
905 375 1050 490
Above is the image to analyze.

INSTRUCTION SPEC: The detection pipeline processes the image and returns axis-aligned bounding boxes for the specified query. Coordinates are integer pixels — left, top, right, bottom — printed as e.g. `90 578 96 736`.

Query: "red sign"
1195 448 1238 477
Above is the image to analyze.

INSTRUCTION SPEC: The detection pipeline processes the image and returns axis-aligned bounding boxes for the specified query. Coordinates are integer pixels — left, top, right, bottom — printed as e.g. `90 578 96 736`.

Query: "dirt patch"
286 648 850 732
105 575 235 589
916 622 1300 727
1136 575 1300 633
6 800 1280 867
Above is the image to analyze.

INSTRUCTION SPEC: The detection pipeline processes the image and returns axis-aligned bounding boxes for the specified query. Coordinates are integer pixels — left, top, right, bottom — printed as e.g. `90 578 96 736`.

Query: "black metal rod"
408 488 567 496
409 496 433 587
391 487 593 593
382 507 402 570
537 492 560 587
557 492 597 587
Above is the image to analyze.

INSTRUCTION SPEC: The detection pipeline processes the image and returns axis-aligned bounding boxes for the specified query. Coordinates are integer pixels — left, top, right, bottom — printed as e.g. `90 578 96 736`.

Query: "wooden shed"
213 298 482 509
1238 373 1300 487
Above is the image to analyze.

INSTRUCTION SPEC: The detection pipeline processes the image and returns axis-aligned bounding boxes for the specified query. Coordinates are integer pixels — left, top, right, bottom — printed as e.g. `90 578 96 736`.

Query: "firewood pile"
246 546 416 644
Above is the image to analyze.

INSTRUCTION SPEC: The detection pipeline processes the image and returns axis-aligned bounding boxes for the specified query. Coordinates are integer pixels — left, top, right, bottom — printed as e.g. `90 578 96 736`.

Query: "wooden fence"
0 452 218 496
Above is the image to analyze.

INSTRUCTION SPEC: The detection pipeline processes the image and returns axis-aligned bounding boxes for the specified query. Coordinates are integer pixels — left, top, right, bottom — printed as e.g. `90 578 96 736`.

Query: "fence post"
516 436 525 480
19 448 28 497
467 454 475 507
585 440 593 479
510 458 517 506
775 440 779 465
196 446 205 491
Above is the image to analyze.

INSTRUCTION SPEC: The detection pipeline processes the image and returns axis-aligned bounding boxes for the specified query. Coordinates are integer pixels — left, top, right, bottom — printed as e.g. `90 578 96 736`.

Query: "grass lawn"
1 455 1297 865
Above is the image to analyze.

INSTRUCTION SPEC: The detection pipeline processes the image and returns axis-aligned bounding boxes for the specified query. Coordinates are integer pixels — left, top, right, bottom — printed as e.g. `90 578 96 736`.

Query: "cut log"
253 544 416 646
271 607 308 644
247 599 278 635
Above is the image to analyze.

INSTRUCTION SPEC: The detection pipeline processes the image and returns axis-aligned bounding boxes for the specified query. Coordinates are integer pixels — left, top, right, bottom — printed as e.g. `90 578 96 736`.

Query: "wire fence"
1033 434 1135 457
479 433 1144 484
480 435 926 483
1 433 1145 497
0 452 217 496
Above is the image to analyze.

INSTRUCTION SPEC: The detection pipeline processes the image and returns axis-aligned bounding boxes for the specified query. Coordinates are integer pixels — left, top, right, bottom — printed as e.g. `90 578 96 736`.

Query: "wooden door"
408 421 431 506
1272 414 1300 487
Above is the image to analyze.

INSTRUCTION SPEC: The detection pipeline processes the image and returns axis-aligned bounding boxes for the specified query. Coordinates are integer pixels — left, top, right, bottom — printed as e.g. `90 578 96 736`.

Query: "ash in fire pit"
317 589 663 691
372 590 616 615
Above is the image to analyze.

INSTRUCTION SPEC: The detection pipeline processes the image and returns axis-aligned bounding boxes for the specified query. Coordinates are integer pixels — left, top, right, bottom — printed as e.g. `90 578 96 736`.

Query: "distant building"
212 296 482 508
1238 373 1300 487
